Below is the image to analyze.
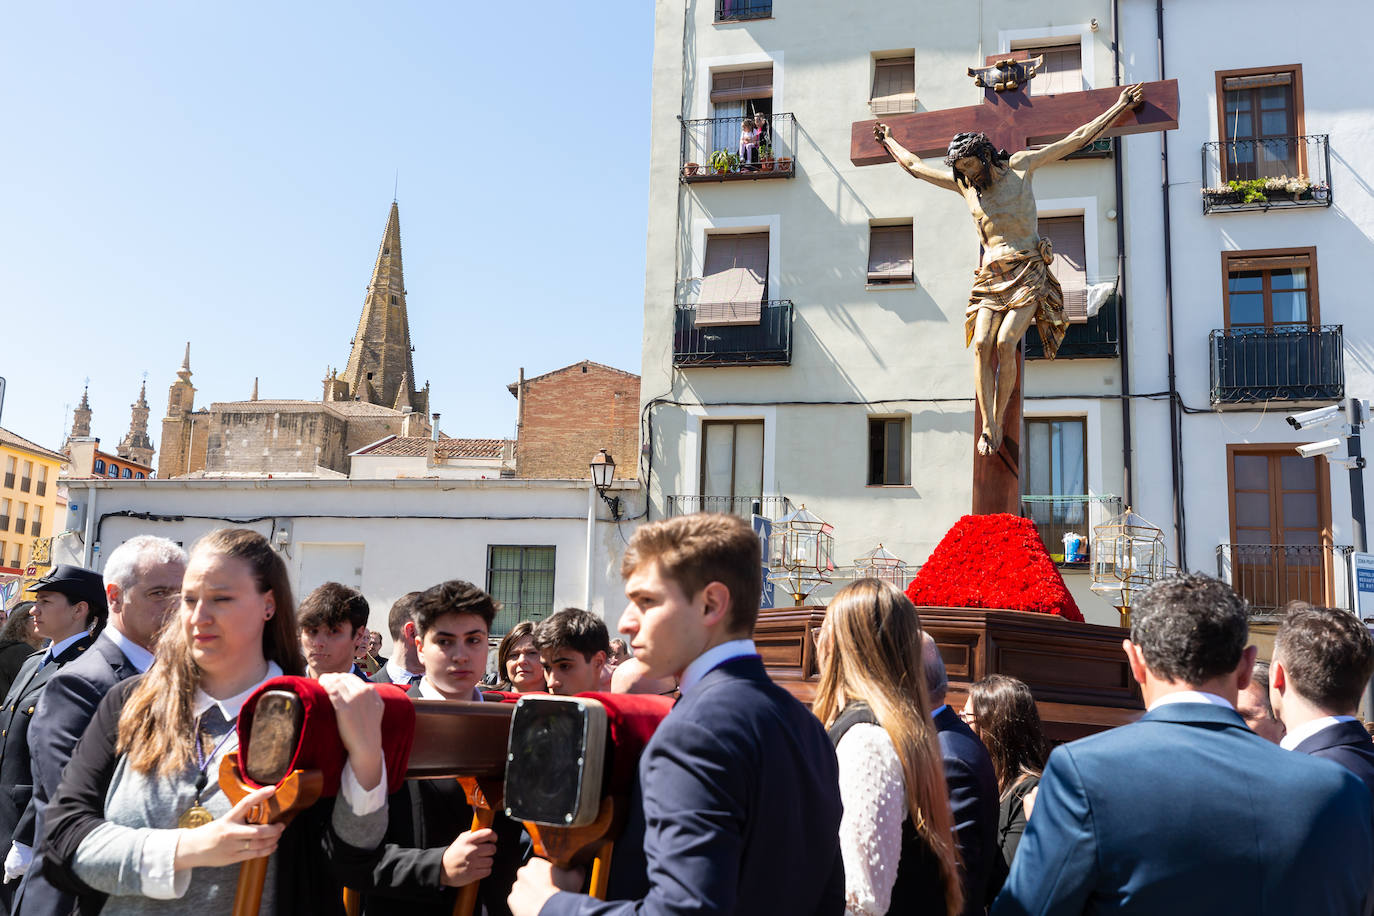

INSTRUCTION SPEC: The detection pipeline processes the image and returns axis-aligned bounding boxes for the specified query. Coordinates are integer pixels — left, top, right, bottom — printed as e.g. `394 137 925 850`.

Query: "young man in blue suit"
1271 601 1374 793
993 574 1374 916
508 513 845 916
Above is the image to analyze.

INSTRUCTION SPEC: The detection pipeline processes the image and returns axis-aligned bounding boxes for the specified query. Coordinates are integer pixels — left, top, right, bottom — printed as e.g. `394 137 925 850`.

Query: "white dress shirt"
678 639 758 696
39 631 89 668
104 626 155 673
383 659 421 686
1147 690 1236 712
1281 715 1358 751
417 678 484 702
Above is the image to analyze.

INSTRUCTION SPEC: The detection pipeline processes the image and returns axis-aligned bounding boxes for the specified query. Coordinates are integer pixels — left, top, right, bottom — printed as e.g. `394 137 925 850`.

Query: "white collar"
1148 690 1236 712
679 638 757 695
192 662 283 721
385 658 420 684
104 626 154 673
417 677 483 702
1281 715 1359 751
46 631 88 661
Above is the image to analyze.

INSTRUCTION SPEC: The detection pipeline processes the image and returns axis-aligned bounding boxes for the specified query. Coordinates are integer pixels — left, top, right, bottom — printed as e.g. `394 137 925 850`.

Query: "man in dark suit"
370 592 425 687
509 513 844 916
923 632 999 914
300 582 373 680
0 566 105 913
1270 600 1374 793
993 574 1374 916
9 537 186 915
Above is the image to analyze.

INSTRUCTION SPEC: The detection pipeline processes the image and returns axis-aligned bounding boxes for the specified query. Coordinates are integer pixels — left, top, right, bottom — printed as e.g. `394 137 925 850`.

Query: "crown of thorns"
944 132 1009 167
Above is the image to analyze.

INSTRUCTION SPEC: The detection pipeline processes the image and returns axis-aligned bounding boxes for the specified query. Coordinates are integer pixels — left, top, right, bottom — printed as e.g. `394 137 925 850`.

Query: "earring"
265 611 274 621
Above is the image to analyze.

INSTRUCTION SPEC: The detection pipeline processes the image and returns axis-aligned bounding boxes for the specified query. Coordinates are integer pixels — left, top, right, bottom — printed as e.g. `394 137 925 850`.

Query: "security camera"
1286 404 1342 430
1295 438 1342 459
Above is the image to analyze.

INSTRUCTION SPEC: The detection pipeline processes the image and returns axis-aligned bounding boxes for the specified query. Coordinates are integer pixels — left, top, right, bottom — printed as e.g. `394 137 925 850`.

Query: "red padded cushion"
237 675 416 796
577 691 674 796
479 690 527 704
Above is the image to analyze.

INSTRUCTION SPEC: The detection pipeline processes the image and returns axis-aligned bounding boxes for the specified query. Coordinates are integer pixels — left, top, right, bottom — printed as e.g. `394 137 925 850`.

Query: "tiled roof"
0 427 66 462
356 436 513 459
507 360 640 396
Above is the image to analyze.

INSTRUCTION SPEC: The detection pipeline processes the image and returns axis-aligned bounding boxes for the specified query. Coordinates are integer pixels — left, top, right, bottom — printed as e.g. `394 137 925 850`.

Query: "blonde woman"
814 578 963 916
41 529 388 915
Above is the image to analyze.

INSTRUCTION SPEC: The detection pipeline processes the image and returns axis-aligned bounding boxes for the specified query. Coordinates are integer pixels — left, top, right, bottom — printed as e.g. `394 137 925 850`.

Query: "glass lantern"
1090 507 1167 627
768 504 835 606
853 543 908 588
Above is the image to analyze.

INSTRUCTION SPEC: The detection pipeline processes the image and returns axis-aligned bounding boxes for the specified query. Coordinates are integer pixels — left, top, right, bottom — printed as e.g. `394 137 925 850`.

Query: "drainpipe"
82 482 98 568
1111 0 1134 508
585 486 596 611
1157 0 1187 568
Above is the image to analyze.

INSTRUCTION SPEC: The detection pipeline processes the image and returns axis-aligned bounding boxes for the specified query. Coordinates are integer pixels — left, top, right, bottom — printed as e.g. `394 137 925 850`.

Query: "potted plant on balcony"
759 142 775 171
775 153 793 173
683 161 701 177
1201 185 1241 206
1264 175 1310 202
710 149 739 175
1312 181 1330 202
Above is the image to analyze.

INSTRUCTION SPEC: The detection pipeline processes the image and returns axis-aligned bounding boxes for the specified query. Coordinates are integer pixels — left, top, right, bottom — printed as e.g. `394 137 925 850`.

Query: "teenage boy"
509 514 844 916
299 582 371 679
354 580 525 916
533 608 609 696
371 591 425 687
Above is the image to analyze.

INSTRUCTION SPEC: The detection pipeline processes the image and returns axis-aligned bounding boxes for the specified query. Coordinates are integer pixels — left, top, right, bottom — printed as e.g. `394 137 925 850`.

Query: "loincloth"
963 237 1069 360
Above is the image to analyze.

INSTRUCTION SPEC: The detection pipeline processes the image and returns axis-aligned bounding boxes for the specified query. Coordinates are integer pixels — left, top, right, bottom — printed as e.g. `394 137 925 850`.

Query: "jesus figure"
874 83 1144 456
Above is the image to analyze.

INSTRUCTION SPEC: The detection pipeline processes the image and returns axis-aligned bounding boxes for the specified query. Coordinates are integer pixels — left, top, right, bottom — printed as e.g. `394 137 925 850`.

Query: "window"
0 497 8 530
486 546 556 636
107 463 120 478
30 507 40 538
1024 418 1088 562
390 295 397 305
136 472 146 479
3 457 13 489
8 547 17 569
867 417 907 485
1039 216 1088 323
701 420 764 505
13 502 25 536
121 468 132 478
867 223 913 285
19 461 31 492
697 232 769 326
1228 446 1331 610
870 56 915 115
714 0 771 22
35 465 47 497
1217 66 1303 180
0 543 6 568
1024 43 1082 96
1223 248 1317 331
93 459 106 475
710 66 773 156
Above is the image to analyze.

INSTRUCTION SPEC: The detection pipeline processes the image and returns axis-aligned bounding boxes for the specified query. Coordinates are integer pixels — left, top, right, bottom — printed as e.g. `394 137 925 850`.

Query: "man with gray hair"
922 632 998 915
8 535 186 914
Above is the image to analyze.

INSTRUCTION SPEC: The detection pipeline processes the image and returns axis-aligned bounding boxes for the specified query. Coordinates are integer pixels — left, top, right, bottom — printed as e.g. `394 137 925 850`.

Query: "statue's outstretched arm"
874 123 960 192
1011 83 1144 171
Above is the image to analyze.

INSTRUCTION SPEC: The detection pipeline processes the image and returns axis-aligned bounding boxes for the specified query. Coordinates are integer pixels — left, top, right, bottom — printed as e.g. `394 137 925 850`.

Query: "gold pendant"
177 804 214 829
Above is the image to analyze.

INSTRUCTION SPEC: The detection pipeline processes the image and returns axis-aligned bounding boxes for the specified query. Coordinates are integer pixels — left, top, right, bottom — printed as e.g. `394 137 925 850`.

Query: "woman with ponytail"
813 578 963 916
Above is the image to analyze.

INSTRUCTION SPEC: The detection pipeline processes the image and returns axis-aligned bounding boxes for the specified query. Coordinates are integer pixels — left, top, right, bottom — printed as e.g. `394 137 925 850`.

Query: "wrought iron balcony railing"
1021 495 1122 565
1025 293 1119 359
667 495 793 520
1201 135 1331 214
714 0 771 22
1216 543 1354 616
1209 325 1343 404
674 301 793 367
681 113 796 183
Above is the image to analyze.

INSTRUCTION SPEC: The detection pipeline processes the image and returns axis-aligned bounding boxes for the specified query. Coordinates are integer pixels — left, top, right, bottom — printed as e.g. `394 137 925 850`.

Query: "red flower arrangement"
905 513 1083 622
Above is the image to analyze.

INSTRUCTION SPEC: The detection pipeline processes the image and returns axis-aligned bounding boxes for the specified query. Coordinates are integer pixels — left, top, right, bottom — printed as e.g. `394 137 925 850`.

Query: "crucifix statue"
851 54 1179 514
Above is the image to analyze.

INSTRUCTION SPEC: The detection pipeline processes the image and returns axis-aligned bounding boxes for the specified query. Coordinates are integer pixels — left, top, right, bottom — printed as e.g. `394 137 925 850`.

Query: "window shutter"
696 232 769 326
710 66 774 103
1223 72 1292 91
1228 252 1311 272
870 57 916 115
1026 45 1082 96
867 225 914 283
1039 216 1088 323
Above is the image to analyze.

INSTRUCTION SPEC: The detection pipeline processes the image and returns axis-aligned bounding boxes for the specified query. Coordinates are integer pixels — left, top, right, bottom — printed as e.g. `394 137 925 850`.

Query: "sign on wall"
753 515 774 609
1353 552 1374 620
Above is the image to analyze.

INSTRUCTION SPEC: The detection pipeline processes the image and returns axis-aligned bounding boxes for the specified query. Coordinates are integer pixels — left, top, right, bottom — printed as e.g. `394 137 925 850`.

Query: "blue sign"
1355 552 1374 619
753 515 775 609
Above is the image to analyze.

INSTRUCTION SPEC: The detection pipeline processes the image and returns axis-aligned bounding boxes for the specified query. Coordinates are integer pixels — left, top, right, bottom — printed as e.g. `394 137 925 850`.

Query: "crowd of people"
0 513 1372 914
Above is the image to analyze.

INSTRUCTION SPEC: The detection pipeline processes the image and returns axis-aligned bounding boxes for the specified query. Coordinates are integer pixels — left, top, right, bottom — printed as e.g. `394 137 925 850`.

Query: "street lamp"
1090 507 1166 628
853 543 908 588
768 504 835 606
589 449 622 520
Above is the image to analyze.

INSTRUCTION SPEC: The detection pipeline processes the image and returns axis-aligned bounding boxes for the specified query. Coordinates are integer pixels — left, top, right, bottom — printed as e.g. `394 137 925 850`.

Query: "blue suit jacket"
992 702 1374 916
540 655 844 916
934 704 1000 915
1296 719 1374 796
15 633 139 916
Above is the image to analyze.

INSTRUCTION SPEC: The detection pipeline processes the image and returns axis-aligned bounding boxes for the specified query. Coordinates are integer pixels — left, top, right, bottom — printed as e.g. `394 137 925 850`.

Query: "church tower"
117 380 155 467
69 386 92 441
337 202 428 415
159 343 199 479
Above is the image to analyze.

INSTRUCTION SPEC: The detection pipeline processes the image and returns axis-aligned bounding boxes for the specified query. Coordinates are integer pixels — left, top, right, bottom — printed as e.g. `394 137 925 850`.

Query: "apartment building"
0 427 65 581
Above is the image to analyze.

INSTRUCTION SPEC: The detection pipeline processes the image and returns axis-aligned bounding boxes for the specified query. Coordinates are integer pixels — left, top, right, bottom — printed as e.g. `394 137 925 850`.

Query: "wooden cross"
849 54 1178 516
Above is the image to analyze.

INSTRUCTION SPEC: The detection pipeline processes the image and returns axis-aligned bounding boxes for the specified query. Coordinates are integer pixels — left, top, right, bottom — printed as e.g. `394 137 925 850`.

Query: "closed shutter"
870 57 916 115
1027 45 1082 96
1039 216 1088 323
697 233 769 326
867 225 914 283
710 67 774 103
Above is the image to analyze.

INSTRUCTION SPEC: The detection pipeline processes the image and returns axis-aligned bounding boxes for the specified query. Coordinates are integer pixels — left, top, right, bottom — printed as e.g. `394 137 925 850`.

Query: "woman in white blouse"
813 579 962 916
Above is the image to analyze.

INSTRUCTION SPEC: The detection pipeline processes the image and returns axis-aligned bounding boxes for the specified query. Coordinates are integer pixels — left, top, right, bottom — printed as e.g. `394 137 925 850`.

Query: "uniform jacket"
1295 718 1374 797
934 704 1000 915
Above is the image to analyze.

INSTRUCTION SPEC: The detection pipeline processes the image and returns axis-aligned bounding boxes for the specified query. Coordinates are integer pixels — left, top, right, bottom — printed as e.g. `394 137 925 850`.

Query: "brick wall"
516 363 639 480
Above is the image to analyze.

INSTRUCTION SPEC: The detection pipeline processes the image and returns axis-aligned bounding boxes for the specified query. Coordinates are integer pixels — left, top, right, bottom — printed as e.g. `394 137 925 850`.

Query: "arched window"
135 472 145 480
107 464 119 478
93 459 105 474
121 468 132 478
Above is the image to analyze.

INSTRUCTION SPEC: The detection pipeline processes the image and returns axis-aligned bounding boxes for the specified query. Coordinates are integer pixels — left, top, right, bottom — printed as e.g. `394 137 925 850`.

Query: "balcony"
674 301 793 367
35 481 46 497
12 520 23 536
1201 135 1331 214
1216 543 1353 617
19 477 30 493
681 113 796 183
1209 325 1343 405
667 495 793 519
714 0 771 22
1025 294 1119 360
2 474 11 489
1021 495 1122 565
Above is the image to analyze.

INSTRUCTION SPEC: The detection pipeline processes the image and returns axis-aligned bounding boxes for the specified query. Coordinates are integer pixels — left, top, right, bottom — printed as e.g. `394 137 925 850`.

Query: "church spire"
178 341 192 382
70 385 92 439
118 379 154 467
338 202 425 414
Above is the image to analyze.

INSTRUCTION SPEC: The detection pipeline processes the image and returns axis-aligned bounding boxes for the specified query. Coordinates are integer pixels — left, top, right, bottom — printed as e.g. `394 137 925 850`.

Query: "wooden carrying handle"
451 776 503 916
524 797 620 900
220 755 324 916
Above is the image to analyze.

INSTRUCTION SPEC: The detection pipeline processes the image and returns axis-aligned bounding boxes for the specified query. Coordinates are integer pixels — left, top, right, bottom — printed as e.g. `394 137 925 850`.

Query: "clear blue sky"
0 1 654 452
